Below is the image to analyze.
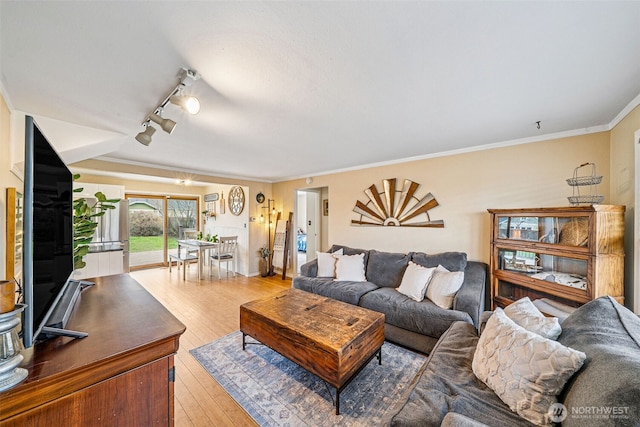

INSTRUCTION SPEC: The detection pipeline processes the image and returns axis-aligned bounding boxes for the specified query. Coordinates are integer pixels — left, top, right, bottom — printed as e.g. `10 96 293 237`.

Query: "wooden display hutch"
488 205 625 310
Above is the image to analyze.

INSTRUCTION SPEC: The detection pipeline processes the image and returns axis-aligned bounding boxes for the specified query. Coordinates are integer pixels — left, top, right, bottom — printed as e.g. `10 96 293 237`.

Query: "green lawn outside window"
130 236 178 252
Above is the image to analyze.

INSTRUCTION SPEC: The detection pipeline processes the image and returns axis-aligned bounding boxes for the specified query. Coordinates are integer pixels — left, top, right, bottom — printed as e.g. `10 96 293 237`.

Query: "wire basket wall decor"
567 162 604 205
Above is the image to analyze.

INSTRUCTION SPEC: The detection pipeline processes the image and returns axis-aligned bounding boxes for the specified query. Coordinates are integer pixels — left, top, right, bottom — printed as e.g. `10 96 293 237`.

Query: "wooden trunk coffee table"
240 288 385 415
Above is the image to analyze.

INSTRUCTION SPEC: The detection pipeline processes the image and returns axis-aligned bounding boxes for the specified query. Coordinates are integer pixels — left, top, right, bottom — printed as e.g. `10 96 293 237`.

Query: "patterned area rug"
190 331 427 426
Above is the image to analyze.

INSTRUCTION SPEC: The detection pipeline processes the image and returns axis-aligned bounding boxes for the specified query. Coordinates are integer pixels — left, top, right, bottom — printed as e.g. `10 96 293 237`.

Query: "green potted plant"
205 234 219 243
72 175 121 270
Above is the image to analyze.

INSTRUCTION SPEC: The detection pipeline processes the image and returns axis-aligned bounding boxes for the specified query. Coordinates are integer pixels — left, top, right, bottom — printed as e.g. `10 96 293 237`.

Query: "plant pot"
259 258 269 277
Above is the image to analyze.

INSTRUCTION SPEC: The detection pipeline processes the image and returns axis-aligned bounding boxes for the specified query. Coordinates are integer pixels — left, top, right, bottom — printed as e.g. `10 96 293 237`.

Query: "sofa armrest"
300 258 318 277
452 261 487 327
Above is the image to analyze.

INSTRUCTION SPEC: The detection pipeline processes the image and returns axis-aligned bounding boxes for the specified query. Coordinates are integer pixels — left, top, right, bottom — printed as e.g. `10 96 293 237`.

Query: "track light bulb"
149 113 177 134
135 124 156 146
170 95 200 114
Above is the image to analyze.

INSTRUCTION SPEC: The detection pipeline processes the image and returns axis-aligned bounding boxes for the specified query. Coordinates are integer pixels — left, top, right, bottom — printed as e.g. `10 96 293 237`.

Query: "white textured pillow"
504 297 562 340
333 253 366 282
425 265 464 309
396 261 437 302
472 308 586 426
316 248 343 277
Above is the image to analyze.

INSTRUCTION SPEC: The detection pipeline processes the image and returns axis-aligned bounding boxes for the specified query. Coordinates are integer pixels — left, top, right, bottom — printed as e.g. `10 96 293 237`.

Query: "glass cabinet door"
497 248 587 291
496 215 589 247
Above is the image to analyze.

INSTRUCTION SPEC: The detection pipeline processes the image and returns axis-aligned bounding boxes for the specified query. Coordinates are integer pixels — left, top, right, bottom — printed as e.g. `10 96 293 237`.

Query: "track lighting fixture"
149 112 177 134
170 94 200 114
135 124 156 146
135 67 200 145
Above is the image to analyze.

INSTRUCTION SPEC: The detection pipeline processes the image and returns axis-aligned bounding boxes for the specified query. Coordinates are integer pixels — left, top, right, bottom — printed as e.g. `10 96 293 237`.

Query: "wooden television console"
0 274 186 426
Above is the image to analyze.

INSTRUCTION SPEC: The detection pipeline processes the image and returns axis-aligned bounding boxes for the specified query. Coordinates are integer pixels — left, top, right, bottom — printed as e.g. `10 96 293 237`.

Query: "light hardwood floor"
130 267 292 427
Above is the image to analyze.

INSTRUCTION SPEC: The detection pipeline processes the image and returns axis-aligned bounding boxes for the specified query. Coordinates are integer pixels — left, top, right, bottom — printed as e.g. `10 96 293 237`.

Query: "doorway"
294 187 327 273
126 194 199 269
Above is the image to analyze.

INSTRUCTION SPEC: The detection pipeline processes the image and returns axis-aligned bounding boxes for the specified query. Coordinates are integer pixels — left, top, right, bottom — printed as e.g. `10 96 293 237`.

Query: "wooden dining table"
176 239 218 280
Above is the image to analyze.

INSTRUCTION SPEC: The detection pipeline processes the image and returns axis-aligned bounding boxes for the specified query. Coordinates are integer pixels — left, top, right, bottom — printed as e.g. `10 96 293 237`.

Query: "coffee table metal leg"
333 346 382 415
242 332 246 350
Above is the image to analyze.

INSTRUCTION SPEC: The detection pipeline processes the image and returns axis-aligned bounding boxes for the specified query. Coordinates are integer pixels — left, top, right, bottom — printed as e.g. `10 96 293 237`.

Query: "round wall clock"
256 192 265 204
229 186 245 216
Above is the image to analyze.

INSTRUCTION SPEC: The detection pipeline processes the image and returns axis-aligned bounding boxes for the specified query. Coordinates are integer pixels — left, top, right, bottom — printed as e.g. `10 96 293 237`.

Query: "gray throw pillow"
367 249 411 288
411 251 467 272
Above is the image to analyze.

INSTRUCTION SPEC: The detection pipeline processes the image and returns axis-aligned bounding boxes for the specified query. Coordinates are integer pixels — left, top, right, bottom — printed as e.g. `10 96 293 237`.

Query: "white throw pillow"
472 308 586 426
333 253 366 282
396 261 437 302
504 297 562 340
425 265 464 309
316 248 343 277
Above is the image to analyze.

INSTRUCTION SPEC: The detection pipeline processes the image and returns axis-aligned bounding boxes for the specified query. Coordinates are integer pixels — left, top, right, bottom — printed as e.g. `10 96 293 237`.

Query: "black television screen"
22 115 74 348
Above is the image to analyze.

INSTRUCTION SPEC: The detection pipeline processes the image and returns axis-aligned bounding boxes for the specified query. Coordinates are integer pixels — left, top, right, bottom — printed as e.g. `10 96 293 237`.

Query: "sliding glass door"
168 197 198 241
127 194 199 269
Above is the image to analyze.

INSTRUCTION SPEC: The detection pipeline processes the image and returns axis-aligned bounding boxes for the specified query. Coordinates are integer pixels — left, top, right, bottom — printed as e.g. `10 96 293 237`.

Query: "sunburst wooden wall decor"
351 178 444 228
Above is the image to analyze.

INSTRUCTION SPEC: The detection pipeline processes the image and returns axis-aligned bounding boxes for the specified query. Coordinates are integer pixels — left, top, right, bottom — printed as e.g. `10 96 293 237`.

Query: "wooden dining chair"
210 235 238 279
180 228 201 262
169 245 198 280
183 229 198 240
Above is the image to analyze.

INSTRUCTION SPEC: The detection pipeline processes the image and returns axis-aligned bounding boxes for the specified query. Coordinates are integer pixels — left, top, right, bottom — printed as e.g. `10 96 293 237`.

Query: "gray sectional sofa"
386 296 640 427
292 244 487 354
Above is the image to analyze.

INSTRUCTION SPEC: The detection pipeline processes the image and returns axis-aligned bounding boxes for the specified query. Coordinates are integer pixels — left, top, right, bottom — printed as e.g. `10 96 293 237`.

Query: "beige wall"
277 123 640 311
1 92 24 281
610 104 640 310
275 132 610 263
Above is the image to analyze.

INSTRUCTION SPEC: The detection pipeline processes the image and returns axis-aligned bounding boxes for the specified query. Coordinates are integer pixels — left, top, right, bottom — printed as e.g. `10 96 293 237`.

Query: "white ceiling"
2 1 640 182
